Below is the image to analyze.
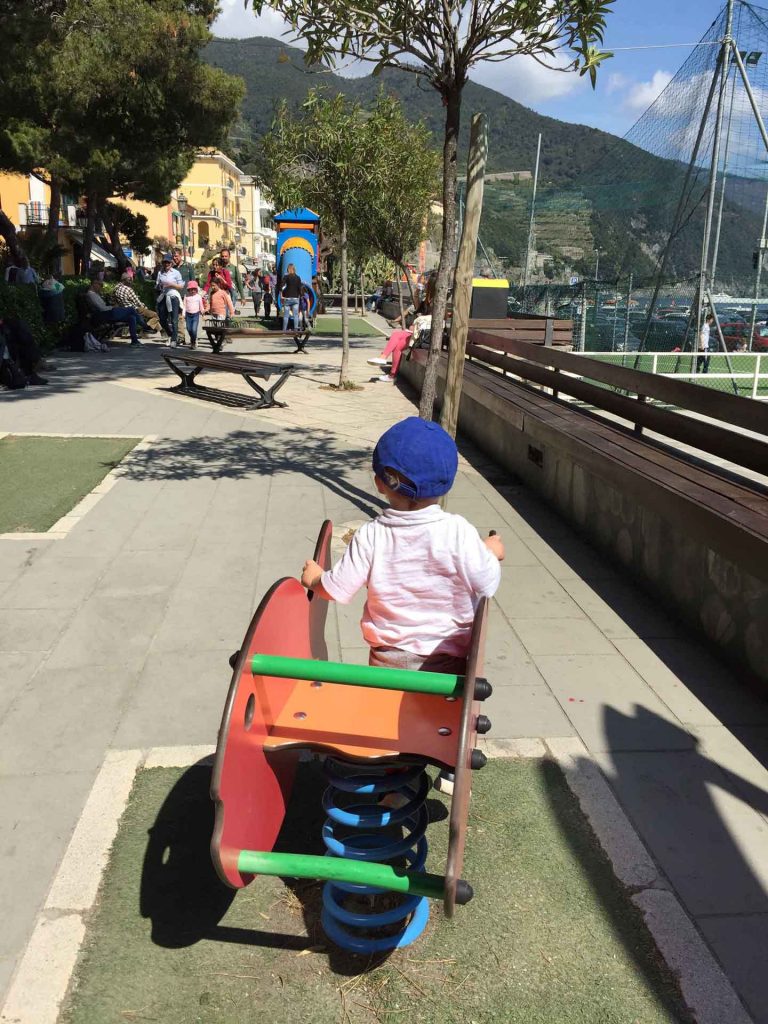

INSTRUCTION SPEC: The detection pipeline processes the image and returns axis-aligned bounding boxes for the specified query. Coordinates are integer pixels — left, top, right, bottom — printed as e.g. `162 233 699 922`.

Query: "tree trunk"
46 177 61 243
100 203 128 273
338 212 350 386
403 263 416 308
419 84 462 420
360 269 367 318
82 193 98 274
441 114 488 439
0 210 25 263
397 267 405 326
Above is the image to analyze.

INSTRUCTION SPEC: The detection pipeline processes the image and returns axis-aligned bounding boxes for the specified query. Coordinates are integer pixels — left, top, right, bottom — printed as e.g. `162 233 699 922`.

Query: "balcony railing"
22 202 51 226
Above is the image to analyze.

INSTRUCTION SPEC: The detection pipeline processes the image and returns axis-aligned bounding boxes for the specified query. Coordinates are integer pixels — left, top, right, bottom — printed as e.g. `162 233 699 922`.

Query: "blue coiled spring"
320 758 431 953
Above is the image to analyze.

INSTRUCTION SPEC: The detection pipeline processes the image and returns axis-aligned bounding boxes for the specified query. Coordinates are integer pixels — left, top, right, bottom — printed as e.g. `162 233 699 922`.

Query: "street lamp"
234 232 241 269
177 192 188 263
594 247 603 281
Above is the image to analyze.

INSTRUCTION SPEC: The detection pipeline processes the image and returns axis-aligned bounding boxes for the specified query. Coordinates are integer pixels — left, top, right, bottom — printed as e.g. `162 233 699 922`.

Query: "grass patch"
587 352 768 397
314 315 385 337
62 759 691 1024
0 435 140 533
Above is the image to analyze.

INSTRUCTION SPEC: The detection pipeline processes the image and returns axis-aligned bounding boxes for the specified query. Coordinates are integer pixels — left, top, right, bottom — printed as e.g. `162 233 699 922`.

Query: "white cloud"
471 53 588 103
213 0 300 44
606 72 629 95
212 5 587 102
625 70 674 112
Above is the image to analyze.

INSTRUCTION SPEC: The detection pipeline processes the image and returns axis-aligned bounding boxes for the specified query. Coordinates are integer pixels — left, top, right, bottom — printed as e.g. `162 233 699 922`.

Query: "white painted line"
143 744 215 769
0 435 157 541
45 749 144 913
0 916 85 1024
483 736 546 759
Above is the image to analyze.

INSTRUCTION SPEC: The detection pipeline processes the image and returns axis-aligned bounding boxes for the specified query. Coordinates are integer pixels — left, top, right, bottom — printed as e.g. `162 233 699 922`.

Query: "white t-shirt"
321 505 501 656
699 322 710 351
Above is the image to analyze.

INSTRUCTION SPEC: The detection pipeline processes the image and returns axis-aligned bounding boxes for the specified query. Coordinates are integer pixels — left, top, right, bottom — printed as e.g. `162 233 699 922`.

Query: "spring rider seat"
211 520 493 952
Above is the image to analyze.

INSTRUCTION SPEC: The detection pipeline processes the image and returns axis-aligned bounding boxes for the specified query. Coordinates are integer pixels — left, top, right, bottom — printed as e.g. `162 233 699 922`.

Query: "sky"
212 0 734 140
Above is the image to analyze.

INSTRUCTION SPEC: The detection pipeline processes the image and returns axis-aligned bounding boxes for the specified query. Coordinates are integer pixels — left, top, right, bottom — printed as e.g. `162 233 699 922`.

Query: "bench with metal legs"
162 350 295 409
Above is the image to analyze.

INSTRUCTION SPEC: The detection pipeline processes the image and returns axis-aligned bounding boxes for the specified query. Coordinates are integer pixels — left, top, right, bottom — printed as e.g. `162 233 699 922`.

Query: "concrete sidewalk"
1 323 767 1021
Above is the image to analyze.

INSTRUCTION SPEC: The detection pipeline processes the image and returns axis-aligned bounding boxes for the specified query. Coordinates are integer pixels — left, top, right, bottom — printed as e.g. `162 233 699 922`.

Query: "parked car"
752 323 768 352
718 321 751 351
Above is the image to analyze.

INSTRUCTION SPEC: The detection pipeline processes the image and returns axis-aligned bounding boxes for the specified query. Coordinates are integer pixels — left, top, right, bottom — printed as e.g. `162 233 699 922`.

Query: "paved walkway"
1 322 767 1021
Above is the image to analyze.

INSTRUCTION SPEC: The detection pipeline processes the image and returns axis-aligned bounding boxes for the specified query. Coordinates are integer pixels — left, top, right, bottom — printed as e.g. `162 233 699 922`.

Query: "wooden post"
440 114 488 439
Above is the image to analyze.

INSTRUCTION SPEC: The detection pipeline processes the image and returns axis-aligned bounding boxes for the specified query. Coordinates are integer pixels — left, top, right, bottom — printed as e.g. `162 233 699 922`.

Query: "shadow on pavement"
545 704 768 1022
120 427 387 519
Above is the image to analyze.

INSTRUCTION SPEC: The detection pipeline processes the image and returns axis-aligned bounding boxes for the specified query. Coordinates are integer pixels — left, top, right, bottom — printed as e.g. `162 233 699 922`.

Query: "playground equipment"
274 207 320 319
211 521 493 953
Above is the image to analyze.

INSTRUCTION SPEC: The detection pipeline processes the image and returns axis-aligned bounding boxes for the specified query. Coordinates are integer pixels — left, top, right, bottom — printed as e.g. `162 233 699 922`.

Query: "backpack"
0 356 27 389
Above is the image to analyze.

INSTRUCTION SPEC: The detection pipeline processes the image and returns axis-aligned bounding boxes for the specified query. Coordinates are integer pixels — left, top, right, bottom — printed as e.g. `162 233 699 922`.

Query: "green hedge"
0 283 50 347
0 277 160 350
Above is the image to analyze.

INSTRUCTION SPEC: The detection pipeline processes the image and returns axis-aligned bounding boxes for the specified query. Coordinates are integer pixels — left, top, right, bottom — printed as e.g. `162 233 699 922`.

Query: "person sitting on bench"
85 278 142 346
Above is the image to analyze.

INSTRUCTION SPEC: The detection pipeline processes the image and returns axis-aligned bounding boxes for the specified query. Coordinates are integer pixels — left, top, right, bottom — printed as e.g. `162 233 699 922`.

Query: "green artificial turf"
61 760 692 1024
588 352 768 397
0 435 140 533
314 315 385 337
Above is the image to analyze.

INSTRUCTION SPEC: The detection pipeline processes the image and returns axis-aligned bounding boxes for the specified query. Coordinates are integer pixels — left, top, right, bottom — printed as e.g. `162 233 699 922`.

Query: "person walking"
183 280 207 349
697 312 714 374
249 269 263 317
155 253 184 346
280 262 302 332
219 247 245 310
262 270 273 318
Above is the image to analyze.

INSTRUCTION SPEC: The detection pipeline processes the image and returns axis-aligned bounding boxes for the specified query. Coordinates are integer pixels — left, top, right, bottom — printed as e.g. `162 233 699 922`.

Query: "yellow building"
1 152 277 273
172 150 275 269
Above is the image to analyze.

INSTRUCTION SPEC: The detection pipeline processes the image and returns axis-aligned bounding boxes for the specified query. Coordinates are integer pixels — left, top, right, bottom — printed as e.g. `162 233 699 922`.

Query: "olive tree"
249 0 614 418
257 90 390 385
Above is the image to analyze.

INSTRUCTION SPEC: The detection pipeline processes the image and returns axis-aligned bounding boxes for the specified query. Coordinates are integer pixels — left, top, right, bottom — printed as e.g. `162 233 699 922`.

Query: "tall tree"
257 90 391 386
249 0 614 418
0 0 243 268
352 96 441 311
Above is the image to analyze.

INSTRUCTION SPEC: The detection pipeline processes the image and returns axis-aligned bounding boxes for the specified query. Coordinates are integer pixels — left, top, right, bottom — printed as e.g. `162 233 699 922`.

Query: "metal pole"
705 287 739 394
731 43 768 155
638 54 722 359
624 273 633 352
579 280 587 352
710 61 738 286
698 0 733 340
750 190 768 346
522 133 541 291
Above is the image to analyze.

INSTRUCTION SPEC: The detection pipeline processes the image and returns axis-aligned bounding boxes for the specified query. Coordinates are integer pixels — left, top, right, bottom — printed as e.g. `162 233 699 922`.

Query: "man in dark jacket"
219 248 245 306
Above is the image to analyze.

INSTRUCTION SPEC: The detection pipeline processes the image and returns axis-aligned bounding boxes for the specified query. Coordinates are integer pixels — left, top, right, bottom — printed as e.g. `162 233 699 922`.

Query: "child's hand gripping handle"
485 529 505 561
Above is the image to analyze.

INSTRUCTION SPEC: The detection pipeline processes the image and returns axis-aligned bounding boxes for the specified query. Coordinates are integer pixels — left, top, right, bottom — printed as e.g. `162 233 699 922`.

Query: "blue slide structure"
274 207 320 317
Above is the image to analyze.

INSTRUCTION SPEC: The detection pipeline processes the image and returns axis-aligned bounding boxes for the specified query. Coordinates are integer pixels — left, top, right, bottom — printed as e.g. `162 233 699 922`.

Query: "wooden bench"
468 316 574 347
203 318 313 354
162 350 295 409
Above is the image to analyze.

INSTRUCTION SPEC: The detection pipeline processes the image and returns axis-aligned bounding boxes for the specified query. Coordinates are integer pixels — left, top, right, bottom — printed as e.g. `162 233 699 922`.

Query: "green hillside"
204 36 754 288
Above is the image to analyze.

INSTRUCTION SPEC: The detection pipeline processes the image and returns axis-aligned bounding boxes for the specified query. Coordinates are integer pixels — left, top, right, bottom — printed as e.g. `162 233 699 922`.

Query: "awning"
65 229 118 268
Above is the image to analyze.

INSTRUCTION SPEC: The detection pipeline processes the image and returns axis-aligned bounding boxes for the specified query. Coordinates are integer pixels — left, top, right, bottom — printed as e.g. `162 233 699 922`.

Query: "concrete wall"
402 353 768 684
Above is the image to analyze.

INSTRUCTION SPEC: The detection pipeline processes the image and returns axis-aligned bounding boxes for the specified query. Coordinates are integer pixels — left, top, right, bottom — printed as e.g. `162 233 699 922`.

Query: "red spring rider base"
211 521 493 951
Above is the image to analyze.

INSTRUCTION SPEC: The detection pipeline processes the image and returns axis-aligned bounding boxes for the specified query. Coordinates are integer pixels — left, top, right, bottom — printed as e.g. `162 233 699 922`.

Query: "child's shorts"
368 646 466 675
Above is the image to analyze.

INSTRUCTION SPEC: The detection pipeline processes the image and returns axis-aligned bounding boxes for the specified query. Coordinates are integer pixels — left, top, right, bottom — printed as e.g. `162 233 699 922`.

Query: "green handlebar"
250 653 462 696
237 849 446 900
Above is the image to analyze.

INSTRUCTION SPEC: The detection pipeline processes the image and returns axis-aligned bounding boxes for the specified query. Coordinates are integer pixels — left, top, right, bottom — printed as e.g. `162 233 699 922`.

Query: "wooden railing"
466 329 768 479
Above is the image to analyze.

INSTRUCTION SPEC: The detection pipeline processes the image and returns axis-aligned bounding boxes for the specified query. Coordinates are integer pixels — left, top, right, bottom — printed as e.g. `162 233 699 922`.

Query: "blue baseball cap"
372 417 458 499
